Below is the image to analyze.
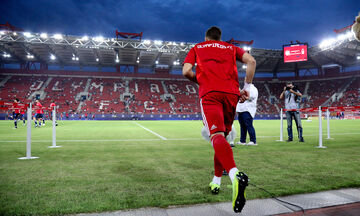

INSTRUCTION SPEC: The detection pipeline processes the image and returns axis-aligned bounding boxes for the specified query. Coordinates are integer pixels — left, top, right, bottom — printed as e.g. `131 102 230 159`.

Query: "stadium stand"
0 70 359 116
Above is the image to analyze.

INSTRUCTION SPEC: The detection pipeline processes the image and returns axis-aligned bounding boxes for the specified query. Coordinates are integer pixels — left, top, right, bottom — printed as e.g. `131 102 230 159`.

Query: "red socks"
211 134 236 173
214 154 224 177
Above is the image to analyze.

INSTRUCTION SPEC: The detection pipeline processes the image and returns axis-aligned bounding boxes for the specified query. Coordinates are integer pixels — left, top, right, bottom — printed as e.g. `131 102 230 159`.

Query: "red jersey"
36 102 43 114
184 40 245 98
12 102 20 114
50 103 56 110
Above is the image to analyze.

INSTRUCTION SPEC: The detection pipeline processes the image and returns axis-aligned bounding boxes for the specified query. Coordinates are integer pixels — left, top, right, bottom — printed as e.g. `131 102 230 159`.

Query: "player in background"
34 99 44 127
42 110 46 126
50 100 58 126
12 98 21 129
20 105 26 125
183 26 256 213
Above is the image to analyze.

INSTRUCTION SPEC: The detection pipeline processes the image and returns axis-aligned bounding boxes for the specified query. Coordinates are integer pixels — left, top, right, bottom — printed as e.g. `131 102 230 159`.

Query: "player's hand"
284 86 287 91
239 90 249 103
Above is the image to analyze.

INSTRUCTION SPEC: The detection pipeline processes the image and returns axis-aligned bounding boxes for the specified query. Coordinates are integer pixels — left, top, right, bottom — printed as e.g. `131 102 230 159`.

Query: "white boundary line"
1 132 359 143
132 122 167 140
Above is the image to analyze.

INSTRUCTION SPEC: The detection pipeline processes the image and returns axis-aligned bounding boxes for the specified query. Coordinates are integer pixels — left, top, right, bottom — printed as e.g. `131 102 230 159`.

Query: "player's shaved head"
352 13 360 41
206 26 221 41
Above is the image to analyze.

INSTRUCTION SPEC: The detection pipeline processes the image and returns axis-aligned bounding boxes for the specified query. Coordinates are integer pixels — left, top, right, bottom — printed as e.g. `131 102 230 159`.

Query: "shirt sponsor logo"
197 43 233 50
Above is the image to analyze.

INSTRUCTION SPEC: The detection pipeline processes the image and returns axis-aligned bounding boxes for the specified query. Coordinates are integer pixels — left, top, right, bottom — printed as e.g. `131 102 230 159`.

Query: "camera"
285 86 292 90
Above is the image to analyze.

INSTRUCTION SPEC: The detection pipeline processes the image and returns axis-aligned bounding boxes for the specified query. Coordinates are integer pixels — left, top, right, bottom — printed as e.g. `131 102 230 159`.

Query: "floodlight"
0 31 5 35
242 65 247 69
50 54 56 60
346 31 353 39
26 54 34 59
40 33 48 39
143 40 151 45
180 42 185 46
155 60 159 64
136 60 140 63
337 34 346 41
3 53 11 58
96 58 99 62
154 40 163 45
357 56 360 60
23 32 32 37
81 36 89 41
53 34 63 40
93 36 104 42
12 32 17 36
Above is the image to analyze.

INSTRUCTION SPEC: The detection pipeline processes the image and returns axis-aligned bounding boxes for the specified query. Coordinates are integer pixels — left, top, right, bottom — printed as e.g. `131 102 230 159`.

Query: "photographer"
280 82 305 142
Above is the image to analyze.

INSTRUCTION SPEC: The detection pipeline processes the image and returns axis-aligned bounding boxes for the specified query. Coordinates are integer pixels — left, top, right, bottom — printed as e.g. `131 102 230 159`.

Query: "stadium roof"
0 30 359 73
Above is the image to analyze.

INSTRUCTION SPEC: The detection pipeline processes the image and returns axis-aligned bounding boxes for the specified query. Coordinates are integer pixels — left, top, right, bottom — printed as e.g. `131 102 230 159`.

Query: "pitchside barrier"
0 101 60 160
277 106 360 148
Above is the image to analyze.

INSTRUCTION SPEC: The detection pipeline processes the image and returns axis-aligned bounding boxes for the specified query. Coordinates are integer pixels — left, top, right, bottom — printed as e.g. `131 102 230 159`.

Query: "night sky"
1 0 359 49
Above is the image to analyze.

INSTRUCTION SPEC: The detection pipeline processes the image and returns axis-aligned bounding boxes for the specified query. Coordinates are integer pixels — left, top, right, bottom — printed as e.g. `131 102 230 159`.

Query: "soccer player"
183 26 256 213
50 100 58 126
20 106 26 125
12 99 21 129
34 99 44 127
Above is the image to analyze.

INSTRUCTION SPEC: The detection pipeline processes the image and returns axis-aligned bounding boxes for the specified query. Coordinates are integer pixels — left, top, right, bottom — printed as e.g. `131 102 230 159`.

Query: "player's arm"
238 52 256 102
242 52 256 84
182 63 198 84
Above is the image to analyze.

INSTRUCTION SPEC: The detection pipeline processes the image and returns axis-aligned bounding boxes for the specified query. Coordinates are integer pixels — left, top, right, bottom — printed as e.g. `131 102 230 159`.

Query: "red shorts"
200 92 239 136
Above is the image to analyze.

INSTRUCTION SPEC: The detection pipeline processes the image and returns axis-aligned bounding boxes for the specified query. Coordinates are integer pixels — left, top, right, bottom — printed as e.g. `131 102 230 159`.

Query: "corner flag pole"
276 108 284 141
316 106 326 149
49 106 61 148
326 109 333 140
19 102 39 159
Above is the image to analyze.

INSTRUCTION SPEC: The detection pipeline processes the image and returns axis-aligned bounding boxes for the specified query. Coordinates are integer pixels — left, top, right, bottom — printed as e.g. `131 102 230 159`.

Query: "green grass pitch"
0 119 359 215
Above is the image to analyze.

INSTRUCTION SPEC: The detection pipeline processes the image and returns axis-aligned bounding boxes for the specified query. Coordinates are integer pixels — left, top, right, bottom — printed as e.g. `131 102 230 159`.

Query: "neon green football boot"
209 182 220 194
232 171 248 213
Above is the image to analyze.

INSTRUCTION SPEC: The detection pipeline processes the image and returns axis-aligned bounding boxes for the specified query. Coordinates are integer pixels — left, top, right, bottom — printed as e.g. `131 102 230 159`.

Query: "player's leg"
286 111 293 141
13 114 18 129
201 95 236 176
294 112 304 142
222 93 249 213
200 97 225 194
237 112 247 144
243 112 256 145
34 115 38 127
22 114 25 125
209 154 223 194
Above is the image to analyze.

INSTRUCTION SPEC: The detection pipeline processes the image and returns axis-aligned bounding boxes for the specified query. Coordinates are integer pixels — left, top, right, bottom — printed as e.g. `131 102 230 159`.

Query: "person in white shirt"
236 84 258 145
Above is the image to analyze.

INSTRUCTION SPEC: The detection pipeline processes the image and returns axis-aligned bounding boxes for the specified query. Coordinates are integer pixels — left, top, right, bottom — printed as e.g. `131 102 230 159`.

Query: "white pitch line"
0 132 359 143
132 122 167 140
